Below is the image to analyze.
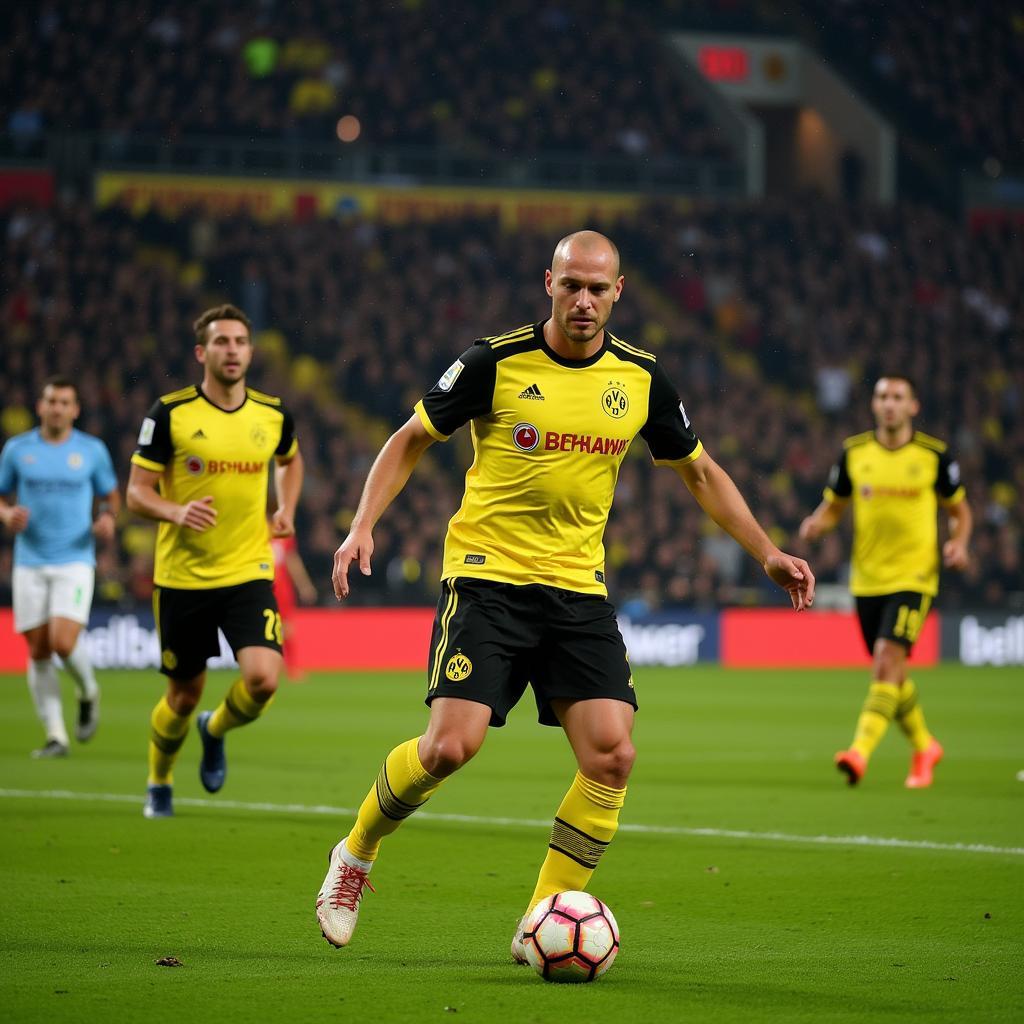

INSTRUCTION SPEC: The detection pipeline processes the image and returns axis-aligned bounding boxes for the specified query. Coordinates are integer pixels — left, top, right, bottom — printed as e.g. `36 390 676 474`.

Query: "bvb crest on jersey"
601 383 629 419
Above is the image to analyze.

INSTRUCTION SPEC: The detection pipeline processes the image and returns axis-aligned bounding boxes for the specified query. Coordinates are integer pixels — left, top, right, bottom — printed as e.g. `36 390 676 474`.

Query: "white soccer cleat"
511 915 528 964
316 840 375 947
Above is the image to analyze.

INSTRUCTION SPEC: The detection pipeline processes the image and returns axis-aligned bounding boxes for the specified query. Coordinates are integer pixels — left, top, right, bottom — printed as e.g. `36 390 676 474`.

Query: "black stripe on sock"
375 763 423 821
150 729 187 756
225 693 259 724
548 817 608 870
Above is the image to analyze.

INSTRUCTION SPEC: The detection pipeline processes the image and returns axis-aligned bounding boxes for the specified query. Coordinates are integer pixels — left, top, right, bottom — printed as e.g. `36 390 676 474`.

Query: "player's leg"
317 578 521 947
526 698 634 913
198 581 285 792
145 585 219 817
512 590 635 961
317 697 491 948
196 644 282 793
47 562 98 737
886 595 942 787
836 593 918 785
15 566 69 756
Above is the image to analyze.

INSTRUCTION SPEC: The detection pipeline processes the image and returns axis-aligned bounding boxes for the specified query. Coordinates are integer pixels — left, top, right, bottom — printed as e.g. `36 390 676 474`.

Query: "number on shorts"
263 608 283 644
893 599 929 644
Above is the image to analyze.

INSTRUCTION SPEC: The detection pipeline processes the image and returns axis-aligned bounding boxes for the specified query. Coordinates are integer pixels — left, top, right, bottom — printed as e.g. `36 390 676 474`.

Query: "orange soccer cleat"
834 748 867 786
905 739 944 789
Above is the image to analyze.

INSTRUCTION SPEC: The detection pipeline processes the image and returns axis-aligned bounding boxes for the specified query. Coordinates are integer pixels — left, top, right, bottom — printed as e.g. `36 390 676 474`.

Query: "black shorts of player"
153 579 282 679
855 591 934 655
425 577 637 728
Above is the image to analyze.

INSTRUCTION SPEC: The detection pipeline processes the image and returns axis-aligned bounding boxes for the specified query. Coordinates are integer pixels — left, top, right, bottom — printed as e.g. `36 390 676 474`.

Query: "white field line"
1 787 1022 857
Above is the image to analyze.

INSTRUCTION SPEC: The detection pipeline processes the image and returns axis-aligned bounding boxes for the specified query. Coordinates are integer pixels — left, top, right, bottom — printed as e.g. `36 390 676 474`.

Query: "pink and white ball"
522 891 620 983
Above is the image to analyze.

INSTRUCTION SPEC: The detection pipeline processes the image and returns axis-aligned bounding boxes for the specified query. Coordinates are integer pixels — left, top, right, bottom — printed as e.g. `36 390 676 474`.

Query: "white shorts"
12 563 95 633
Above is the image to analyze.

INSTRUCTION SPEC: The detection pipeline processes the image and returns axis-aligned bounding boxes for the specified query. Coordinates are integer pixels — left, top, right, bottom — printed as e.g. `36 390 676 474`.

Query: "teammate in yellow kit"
314 231 816 956
126 304 304 817
800 375 971 788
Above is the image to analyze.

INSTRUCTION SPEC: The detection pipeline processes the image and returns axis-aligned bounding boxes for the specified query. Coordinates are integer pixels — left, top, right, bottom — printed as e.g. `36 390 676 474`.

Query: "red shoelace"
329 864 376 910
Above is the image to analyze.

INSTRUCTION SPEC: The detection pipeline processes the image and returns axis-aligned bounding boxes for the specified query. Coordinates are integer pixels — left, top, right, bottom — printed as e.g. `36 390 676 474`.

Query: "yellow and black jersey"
131 385 298 589
415 322 703 595
824 430 966 597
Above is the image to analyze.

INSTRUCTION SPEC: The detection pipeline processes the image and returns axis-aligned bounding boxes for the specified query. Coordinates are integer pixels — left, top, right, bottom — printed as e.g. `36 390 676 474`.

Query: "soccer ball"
522 890 620 983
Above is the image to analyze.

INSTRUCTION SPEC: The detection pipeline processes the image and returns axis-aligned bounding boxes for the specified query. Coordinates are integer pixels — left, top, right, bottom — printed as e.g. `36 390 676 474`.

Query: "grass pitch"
1 664 1021 1023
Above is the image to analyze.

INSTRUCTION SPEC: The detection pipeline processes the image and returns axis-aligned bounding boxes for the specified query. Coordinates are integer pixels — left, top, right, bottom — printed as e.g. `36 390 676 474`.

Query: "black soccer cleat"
197 710 227 793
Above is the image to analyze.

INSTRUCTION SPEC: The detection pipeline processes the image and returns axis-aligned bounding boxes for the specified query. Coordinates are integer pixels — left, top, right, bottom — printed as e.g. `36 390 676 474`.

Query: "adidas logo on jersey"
518 384 544 400
191 429 207 439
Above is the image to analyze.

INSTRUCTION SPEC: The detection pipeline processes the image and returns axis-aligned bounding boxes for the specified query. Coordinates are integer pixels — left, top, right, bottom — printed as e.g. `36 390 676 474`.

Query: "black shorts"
153 579 282 679
425 578 637 728
855 591 934 654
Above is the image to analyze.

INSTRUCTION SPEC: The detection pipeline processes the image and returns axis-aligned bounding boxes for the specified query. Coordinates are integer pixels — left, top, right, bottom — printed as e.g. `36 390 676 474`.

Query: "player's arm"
798 496 848 541
937 448 971 570
799 447 851 541
92 488 122 541
673 450 815 610
0 496 30 533
0 444 28 532
271 447 304 538
332 415 435 599
125 464 217 531
942 499 972 569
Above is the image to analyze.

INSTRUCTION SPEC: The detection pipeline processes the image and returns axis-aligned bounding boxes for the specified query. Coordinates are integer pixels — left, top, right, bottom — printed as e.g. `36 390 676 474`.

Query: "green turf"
0 665 1021 1023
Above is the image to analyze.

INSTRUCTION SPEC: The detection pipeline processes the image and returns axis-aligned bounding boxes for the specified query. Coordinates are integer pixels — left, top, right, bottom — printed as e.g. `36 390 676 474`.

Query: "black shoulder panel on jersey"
607 334 657 371
481 323 540 362
159 385 199 407
912 431 948 454
843 431 875 450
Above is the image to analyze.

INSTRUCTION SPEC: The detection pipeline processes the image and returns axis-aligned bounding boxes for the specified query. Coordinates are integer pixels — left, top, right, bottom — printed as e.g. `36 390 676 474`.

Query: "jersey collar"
535 320 609 369
198 384 249 414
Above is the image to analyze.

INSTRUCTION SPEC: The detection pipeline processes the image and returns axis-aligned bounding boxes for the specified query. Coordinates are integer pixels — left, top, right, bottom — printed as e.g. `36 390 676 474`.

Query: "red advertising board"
0 607 940 672
720 608 939 667
287 608 435 670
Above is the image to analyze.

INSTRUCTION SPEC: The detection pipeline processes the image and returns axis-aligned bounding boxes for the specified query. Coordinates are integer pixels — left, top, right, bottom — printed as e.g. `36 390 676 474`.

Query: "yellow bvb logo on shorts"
445 652 473 682
162 649 178 670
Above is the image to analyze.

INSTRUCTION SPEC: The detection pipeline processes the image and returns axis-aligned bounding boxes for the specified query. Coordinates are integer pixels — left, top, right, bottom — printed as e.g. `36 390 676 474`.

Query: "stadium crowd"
806 0 1024 168
2 0 730 162
2 196 1021 613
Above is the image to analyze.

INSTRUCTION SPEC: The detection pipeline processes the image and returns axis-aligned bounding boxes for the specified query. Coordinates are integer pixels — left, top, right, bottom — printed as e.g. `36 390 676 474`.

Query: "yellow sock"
896 678 934 753
850 681 900 760
207 678 272 738
346 737 444 862
148 695 192 785
526 771 626 914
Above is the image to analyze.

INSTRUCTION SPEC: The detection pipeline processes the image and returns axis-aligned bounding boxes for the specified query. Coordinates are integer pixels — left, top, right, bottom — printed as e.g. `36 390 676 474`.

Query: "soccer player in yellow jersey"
800 375 971 788
314 231 816 955
126 304 304 818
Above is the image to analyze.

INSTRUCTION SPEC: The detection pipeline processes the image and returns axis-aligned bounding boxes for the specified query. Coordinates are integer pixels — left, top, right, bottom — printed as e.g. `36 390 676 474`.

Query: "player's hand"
798 515 822 542
332 529 373 600
942 538 969 570
176 496 217 531
92 512 116 541
2 505 30 533
764 551 816 611
270 508 294 538
299 582 318 605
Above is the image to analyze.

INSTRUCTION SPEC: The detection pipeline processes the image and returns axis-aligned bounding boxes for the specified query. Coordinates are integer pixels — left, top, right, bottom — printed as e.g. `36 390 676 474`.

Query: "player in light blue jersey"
0 377 120 757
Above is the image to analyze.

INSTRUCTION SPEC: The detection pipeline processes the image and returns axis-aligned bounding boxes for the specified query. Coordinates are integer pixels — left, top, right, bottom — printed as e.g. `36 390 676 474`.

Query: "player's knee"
51 639 75 660
583 739 635 789
418 732 481 778
170 689 202 715
245 673 279 701
27 638 52 661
